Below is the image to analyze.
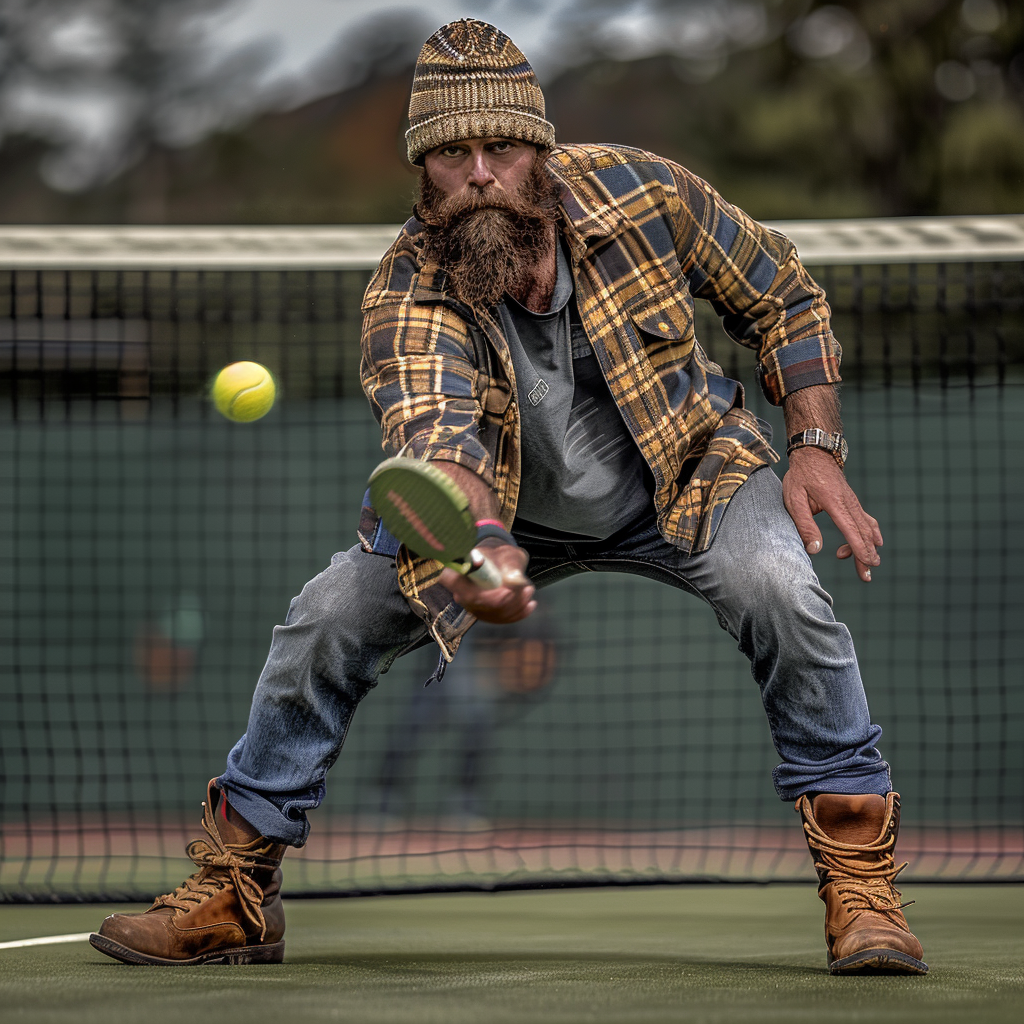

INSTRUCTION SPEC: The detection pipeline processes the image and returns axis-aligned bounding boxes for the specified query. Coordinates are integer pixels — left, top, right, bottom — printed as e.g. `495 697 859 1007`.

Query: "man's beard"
415 153 561 309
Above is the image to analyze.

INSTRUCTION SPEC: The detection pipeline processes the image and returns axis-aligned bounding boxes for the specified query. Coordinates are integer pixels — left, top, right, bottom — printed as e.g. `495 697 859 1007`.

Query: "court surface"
2 885 1021 1024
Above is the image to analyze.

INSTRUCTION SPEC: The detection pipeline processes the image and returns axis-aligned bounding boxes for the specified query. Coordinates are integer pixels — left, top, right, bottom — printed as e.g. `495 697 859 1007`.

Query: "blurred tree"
547 0 1024 216
0 0 1020 221
0 0 271 215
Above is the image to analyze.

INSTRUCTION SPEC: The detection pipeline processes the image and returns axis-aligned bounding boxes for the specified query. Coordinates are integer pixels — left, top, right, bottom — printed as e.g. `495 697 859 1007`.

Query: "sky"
200 0 772 103
206 0 577 91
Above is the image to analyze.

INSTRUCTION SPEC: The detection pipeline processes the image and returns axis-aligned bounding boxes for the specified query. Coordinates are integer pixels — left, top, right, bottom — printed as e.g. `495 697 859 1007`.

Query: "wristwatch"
786 428 848 468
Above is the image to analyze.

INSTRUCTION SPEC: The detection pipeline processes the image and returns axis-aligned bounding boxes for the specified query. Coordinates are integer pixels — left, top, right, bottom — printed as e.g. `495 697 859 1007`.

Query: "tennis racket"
368 457 504 589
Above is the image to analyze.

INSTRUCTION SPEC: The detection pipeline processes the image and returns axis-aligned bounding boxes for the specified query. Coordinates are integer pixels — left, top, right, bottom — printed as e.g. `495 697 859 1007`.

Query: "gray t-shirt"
497 243 652 540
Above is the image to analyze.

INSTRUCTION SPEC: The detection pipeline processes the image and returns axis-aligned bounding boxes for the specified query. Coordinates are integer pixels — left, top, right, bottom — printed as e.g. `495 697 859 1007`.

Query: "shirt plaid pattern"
360 144 841 655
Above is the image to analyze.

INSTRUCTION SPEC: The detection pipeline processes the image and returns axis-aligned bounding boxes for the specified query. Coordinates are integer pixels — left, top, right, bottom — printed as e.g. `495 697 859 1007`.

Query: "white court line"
0 932 92 951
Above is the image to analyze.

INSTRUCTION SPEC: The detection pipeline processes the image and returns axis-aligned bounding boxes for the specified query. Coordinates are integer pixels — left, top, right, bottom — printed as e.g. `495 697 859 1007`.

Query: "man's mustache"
418 184 536 227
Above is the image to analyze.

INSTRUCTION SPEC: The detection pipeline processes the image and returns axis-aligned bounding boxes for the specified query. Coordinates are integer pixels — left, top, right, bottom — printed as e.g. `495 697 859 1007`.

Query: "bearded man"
91 19 926 975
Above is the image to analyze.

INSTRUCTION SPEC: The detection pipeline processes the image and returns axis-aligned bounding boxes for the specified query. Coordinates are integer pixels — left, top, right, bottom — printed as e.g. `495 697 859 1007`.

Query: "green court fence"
1 218 1022 902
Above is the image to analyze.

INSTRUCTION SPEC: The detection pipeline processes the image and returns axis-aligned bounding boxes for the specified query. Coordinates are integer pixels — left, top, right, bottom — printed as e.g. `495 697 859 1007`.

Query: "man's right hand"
439 542 536 623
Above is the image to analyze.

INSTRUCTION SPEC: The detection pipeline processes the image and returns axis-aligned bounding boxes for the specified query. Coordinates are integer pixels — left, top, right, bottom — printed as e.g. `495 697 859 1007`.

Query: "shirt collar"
547 170 623 263
402 221 448 303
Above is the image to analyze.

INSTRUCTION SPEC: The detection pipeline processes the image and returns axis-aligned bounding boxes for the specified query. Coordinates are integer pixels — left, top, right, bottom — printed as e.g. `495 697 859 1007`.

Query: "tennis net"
1 217 1022 902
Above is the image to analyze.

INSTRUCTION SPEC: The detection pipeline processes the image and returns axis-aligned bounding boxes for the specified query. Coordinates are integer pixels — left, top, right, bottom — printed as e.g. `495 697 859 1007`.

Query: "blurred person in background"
370 614 559 830
92 18 927 976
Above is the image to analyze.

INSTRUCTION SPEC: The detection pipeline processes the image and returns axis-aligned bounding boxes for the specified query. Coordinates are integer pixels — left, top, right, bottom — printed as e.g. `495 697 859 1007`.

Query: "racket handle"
466 548 504 589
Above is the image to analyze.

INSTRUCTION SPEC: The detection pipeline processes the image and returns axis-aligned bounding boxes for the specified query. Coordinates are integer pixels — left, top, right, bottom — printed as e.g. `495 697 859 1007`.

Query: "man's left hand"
782 448 882 582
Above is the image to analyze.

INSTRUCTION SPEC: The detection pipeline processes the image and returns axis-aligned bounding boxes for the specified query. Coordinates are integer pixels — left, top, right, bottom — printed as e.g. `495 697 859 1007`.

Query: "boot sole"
829 948 928 975
89 932 285 966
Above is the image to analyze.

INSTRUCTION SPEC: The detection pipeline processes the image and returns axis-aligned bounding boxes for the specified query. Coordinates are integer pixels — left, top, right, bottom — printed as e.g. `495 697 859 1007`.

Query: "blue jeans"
219 467 890 845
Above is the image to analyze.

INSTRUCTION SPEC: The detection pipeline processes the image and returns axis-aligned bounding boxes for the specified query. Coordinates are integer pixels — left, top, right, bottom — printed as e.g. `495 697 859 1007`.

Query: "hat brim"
406 109 555 165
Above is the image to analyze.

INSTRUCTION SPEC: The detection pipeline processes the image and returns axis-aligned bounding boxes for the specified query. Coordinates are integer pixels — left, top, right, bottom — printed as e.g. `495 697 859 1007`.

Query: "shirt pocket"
625 291 694 346
625 293 697 391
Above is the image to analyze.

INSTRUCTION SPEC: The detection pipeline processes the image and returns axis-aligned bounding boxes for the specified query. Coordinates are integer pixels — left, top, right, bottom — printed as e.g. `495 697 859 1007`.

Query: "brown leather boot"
90 781 287 965
796 792 927 975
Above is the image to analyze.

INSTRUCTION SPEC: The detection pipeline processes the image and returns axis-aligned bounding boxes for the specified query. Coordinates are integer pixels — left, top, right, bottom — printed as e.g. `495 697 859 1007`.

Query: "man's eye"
441 147 463 157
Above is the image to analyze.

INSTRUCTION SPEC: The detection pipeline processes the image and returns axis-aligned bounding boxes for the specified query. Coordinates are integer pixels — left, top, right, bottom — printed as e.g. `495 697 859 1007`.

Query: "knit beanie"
406 19 556 165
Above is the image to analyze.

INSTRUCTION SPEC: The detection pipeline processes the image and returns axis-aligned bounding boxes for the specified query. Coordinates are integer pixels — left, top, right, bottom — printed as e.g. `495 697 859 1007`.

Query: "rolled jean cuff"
772 759 893 801
216 772 321 847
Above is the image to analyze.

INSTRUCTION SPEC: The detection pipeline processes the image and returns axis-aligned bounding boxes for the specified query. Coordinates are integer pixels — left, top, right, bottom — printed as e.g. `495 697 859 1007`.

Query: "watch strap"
786 428 848 467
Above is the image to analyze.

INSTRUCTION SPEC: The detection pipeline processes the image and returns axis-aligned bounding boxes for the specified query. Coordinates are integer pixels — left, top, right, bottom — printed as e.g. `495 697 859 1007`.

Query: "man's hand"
428 460 535 621
439 542 537 623
782 448 882 582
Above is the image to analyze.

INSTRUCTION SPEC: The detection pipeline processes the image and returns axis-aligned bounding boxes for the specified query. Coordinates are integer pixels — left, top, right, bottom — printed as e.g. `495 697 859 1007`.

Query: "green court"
2 885 1021 1024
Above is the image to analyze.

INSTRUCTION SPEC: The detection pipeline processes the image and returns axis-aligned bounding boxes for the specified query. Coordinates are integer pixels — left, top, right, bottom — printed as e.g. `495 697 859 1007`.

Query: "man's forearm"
433 460 502 523
782 384 842 437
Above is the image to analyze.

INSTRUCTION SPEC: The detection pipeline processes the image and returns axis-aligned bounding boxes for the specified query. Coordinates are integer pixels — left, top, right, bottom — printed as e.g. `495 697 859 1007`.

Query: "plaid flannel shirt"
360 144 841 657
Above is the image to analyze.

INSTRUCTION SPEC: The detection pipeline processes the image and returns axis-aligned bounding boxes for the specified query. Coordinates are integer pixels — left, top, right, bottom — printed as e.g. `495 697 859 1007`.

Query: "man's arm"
433 462 536 624
362 287 534 620
660 161 879 580
782 384 882 582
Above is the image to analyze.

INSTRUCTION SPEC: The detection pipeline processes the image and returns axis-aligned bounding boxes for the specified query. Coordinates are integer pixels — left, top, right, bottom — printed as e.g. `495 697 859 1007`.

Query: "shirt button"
658 322 670 332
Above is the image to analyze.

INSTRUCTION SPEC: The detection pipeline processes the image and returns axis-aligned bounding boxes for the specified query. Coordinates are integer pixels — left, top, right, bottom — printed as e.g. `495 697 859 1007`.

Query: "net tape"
0 216 1023 269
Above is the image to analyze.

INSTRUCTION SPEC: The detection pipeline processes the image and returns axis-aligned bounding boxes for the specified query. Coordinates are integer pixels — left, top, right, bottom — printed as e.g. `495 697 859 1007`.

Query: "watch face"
828 434 848 465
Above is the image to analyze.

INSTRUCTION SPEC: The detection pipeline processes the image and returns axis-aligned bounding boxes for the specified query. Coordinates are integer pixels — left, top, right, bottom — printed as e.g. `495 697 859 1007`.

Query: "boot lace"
802 814 915 916
151 806 278 940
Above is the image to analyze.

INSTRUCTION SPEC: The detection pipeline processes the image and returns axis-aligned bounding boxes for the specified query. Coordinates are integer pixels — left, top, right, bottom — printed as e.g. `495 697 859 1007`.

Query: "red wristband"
474 519 506 529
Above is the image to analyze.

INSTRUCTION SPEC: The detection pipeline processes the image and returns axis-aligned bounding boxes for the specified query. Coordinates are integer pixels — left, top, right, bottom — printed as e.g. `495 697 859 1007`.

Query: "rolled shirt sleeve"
360 293 495 484
666 163 842 405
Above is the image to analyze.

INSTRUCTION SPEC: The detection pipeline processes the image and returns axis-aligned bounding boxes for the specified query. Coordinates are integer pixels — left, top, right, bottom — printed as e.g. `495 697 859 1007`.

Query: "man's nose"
467 152 497 188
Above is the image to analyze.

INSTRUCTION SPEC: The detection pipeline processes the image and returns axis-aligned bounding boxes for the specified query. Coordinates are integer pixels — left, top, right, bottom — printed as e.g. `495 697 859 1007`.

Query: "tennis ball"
212 361 276 422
